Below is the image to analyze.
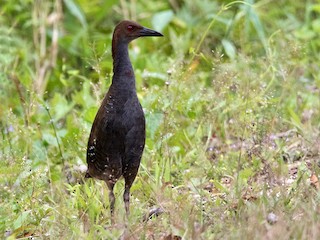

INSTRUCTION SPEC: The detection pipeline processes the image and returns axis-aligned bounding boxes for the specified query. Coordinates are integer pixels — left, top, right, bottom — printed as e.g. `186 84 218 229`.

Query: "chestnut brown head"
113 20 163 43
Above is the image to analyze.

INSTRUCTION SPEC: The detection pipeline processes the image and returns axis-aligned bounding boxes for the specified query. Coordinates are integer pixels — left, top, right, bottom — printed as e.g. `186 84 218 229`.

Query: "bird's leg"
123 159 140 221
123 184 131 217
106 181 115 224
109 189 115 217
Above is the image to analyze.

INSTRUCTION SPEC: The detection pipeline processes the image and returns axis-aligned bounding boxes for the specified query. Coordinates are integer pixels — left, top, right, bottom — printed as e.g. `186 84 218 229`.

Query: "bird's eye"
127 25 134 31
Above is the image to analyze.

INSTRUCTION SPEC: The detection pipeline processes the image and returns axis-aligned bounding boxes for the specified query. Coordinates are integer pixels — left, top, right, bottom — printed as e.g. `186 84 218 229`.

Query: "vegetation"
1 0 319 239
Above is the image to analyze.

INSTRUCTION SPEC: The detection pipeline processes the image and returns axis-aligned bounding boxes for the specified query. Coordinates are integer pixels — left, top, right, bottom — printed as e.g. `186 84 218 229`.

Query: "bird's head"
113 20 163 43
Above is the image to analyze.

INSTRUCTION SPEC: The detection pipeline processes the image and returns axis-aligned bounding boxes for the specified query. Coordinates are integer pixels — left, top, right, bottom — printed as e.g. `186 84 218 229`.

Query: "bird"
85 20 163 221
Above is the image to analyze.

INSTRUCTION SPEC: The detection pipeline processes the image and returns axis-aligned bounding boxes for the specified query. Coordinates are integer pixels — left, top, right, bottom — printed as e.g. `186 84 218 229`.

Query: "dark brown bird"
86 20 163 220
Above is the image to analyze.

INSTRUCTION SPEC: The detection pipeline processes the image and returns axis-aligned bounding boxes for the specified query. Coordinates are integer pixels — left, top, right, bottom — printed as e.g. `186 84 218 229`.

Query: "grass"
1 0 320 239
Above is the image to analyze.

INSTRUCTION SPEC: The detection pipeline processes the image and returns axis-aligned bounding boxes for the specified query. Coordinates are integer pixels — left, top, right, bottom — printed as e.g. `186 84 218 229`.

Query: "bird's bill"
139 27 163 37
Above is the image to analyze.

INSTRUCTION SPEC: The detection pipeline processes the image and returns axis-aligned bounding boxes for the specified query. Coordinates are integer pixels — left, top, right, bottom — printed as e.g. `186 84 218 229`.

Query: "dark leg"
123 126 145 218
123 183 132 217
123 166 139 218
106 181 115 223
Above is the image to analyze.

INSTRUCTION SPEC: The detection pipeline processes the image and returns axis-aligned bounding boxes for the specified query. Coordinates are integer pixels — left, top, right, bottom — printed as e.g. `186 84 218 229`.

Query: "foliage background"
0 0 320 239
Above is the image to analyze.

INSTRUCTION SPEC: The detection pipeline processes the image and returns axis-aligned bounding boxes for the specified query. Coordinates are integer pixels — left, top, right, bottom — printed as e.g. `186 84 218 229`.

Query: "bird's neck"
112 41 136 91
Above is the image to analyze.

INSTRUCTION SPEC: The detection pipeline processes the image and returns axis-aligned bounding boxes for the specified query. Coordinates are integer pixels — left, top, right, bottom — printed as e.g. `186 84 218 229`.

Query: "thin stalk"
44 104 65 167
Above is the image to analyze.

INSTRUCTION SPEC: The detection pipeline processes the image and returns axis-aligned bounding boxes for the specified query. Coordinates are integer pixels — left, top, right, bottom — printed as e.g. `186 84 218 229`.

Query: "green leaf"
213 180 227 192
83 106 98 123
152 10 174 32
312 19 320 32
239 168 253 181
50 93 75 121
13 210 31 230
222 39 236 60
64 0 87 27
42 132 58 147
294 27 317 40
287 107 302 131
145 112 164 140
311 4 320 13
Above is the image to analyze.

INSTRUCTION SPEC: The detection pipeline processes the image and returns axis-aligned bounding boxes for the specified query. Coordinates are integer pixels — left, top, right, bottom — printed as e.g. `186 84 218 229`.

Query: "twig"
9 74 28 126
44 104 65 167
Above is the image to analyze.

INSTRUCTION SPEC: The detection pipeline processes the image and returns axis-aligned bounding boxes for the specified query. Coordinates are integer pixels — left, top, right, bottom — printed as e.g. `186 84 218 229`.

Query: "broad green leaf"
222 39 236 60
64 0 87 27
145 112 164 140
50 93 75 121
152 10 174 32
83 106 98 123
13 210 31 230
